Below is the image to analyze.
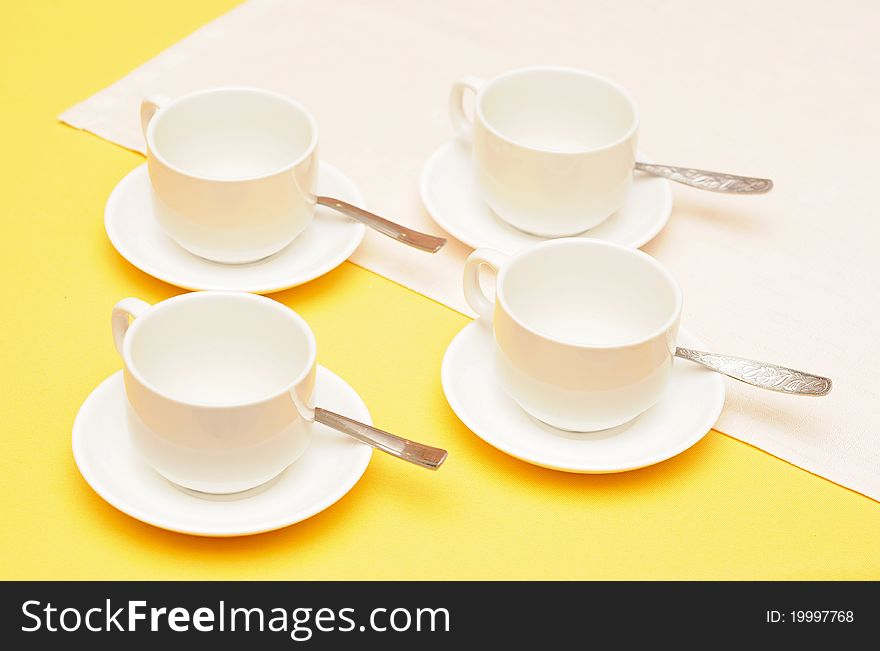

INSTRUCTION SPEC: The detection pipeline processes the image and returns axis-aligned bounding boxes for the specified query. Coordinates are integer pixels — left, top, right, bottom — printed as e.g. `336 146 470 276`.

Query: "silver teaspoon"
675 348 831 396
634 162 773 194
314 407 448 469
317 196 446 253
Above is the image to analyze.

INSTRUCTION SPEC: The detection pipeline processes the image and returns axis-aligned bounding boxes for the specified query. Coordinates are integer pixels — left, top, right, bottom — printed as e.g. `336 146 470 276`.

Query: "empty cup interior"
150 89 316 180
128 294 314 406
479 68 637 152
501 241 680 346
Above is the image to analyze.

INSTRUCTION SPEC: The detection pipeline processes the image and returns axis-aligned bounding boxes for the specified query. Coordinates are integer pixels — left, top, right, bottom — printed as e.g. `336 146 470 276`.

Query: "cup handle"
112 298 152 356
463 248 509 321
140 95 171 138
449 76 484 140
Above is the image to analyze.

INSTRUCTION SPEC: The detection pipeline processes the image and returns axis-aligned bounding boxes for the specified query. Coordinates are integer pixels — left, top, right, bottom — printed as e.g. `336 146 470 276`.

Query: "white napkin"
61 0 880 500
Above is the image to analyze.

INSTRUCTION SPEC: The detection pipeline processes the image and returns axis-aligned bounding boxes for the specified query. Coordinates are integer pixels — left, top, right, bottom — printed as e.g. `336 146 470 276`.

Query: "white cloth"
60 0 880 500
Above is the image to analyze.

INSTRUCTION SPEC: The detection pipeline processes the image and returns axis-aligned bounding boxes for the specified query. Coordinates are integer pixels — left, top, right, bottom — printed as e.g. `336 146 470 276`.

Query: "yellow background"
1 0 878 580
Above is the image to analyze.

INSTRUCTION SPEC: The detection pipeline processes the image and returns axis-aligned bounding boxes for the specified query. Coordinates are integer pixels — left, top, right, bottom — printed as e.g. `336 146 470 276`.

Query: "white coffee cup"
463 239 681 432
450 66 639 237
141 87 319 264
111 291 318 494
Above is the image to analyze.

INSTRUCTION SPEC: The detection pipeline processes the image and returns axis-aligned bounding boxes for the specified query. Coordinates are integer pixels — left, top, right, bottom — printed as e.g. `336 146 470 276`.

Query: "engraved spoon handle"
314 407 448 470
674 348 832 396
317 196 446 253
634 161 773 194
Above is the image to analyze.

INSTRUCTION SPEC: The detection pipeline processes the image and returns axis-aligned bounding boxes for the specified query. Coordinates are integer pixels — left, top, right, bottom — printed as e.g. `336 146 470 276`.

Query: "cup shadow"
436 397 716 497
271 260 360 307
103 238 177 296
71 458 381 562
662 193 766 232
103 229 362 306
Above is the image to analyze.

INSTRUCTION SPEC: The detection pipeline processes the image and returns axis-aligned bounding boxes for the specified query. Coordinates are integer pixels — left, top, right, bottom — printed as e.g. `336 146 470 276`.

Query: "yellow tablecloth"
1 0 877 580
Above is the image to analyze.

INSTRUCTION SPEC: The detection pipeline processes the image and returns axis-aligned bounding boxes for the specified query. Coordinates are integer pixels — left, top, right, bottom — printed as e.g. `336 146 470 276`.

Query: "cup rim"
495 238 682 349
122 291 317 409
474 65 640 156
145 86 319 183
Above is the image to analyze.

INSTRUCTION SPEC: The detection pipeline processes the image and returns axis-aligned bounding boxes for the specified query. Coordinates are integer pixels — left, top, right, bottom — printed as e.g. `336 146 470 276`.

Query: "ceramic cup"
111 291 318 494
463 239 681 432
140 87 319 264
450 66 639 237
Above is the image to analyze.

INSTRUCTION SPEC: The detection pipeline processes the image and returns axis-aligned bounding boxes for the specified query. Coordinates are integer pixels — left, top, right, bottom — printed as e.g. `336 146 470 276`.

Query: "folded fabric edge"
57 109 146 155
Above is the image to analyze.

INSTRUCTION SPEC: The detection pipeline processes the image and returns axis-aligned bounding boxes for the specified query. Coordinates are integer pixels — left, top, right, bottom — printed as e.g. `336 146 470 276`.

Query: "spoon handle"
317 196 446 253
634 161 773 194
674 347 832 396
314 407 448 470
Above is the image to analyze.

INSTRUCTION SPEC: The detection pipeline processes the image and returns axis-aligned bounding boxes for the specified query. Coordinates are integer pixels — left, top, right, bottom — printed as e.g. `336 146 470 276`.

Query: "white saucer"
72 366 372 536
441 321 725 473
105 163 367 294
420 140 673 252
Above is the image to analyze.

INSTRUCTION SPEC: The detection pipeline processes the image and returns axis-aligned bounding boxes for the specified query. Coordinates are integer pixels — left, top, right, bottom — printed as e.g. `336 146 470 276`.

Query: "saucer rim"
71 366 373 537
104 162 367 295
440 320 725 474
419 140 673 251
